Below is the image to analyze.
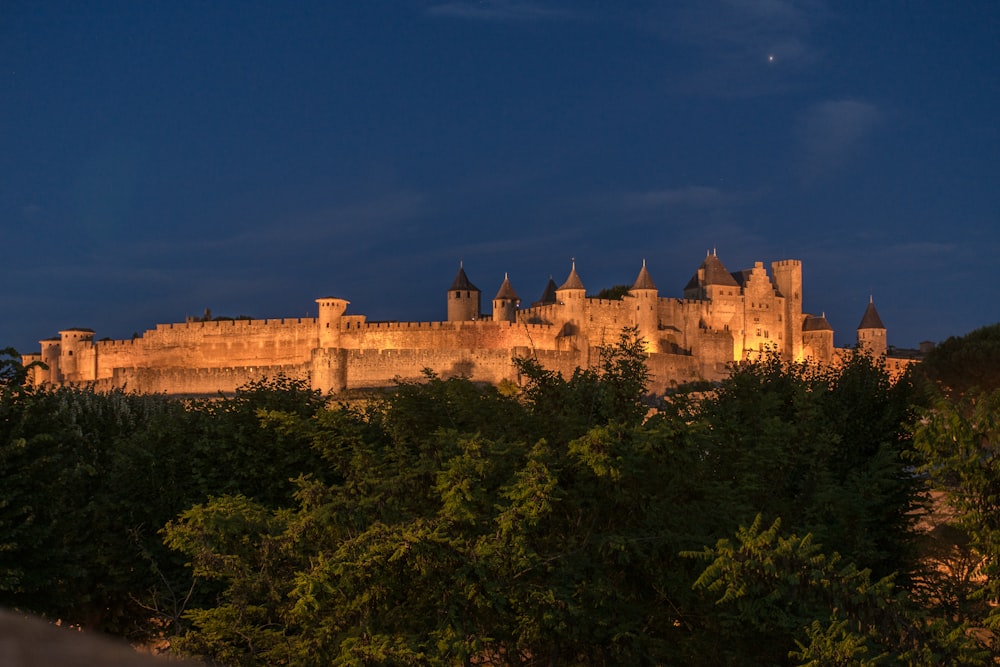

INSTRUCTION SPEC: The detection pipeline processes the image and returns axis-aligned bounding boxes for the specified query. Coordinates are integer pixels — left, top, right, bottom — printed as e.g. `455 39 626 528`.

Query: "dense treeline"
1 327 999 664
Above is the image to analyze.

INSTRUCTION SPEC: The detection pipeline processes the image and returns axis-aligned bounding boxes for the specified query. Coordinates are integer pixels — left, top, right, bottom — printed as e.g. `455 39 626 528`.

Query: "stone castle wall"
109 363 311 397
25 254 902 397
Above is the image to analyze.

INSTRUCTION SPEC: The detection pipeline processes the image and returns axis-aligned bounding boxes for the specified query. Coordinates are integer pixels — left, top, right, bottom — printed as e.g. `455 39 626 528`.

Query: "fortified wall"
23 252 900 396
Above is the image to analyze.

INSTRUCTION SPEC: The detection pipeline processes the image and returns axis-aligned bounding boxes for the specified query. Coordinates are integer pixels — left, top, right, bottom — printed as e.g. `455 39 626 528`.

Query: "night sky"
3 1 998 355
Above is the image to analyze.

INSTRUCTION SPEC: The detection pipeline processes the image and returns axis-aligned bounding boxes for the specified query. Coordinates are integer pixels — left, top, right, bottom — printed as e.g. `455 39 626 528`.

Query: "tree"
591 284 631 300
160 344 942 665
914 323 1000 399
0 375 342 642
912 388 1000 658
682 350 921 582
0 347 43 387
0 384 184 637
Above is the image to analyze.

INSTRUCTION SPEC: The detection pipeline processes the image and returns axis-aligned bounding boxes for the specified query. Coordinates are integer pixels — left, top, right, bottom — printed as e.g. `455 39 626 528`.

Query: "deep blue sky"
3 1 998 354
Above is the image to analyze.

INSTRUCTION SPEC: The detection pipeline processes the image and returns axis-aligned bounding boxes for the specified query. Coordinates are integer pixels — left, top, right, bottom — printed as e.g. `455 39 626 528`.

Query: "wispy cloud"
795 99 881 182
426 1 577 22
642 0 827 97
622 185 749 211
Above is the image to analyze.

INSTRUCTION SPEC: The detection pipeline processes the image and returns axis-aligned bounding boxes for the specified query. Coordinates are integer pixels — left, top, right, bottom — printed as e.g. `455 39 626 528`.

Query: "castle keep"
23 252 892 396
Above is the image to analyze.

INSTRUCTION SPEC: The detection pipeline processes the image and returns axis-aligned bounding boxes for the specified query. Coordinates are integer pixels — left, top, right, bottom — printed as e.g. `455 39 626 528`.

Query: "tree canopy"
2 326 998 664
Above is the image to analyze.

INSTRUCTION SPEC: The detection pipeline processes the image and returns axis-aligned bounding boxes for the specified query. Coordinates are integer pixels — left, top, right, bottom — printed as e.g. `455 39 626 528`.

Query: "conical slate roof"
803 313 833 332
494 273 519 300
684 251 740 290
533 277 558 307
857 297 885 330
450 263 479 292
558 260 585 291
631 259 657 290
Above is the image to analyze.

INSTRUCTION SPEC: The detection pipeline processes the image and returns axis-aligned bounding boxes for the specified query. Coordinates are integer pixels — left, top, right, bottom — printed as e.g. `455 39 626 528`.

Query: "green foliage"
686 350 920 582
514 325 651 440
914 323 1000 398
8 329 990 664
0 384 185 637
0 375 337 641
912 388 1000 657
0 347 44 387
591 284 631 300
184 375 332 508
161 340 942 665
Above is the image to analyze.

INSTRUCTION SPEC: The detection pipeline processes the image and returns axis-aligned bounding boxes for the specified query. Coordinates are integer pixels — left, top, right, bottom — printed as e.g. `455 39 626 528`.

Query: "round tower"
313 297 350 395
38 338 62 384
58 328 95 383
316 297 349 348
801 313 834 363
857 296 887 358
555 259 586 336
448 263 481 322
628 259 659 353
492 273 520 323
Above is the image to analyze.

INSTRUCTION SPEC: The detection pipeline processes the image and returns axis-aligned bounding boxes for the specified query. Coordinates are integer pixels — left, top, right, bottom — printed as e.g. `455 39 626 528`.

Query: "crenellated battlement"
351 319 555 334
155 317 316 333
27 252 894 396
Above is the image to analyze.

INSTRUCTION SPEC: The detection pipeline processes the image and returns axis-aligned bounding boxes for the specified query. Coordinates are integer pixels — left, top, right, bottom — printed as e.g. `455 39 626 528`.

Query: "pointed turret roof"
803 313 833 332
684 250 740 290
533 277 558 307
494 273 519 300
450 262 479 292
857 296 885 330
558 260 585 291
631 259 657 291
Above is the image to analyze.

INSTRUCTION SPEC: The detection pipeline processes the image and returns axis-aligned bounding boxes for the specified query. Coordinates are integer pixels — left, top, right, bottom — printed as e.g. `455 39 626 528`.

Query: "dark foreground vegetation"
1 324 999 665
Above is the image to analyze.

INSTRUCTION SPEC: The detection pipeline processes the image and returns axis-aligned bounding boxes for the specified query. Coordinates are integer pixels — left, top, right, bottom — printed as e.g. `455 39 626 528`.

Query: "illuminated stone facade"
23 252 893 396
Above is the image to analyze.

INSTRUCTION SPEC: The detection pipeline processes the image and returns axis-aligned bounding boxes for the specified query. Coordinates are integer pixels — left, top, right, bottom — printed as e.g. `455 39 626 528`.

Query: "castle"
22 252 899 396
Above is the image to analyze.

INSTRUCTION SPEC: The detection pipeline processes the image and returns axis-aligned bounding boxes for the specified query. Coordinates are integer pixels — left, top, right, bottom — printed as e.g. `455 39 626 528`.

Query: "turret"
313 297 350 395
492 273 520 323
58 328 95 382
316 297 349 349
38 338 61 384
628 260 659 352
448 263 481 322
555 259 586 336
801 313 834 363
857 296 887 357
532 277 558 307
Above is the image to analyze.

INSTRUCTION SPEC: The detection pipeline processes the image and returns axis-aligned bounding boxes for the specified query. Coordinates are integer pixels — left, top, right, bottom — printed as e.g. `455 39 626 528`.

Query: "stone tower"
38 337 62 384
448 263 481 322
532 277 558 307
313 297 350 393
628 260 659 353
492 273 520 323
555 260 586 336
801 313 834 363
857 296 887 357
316 297 349 348
771 259 803 362
58 328 95 382
683 250 739 301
